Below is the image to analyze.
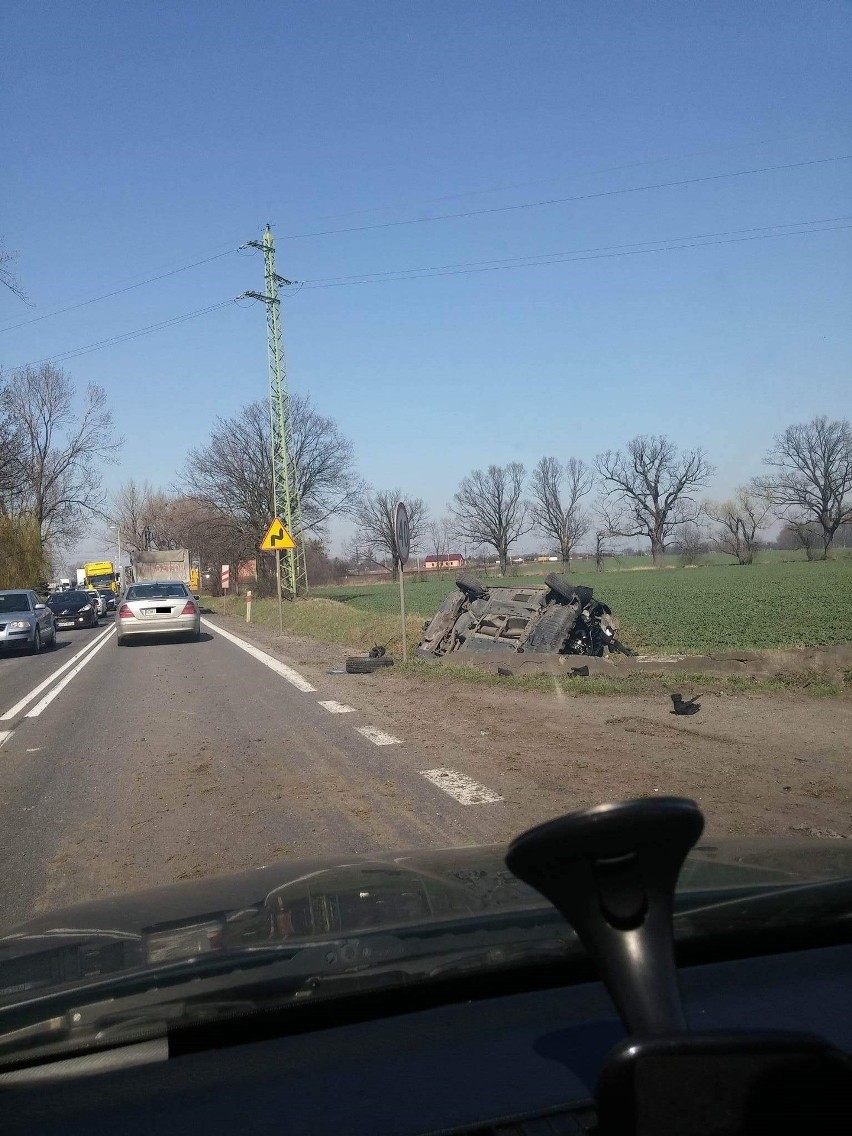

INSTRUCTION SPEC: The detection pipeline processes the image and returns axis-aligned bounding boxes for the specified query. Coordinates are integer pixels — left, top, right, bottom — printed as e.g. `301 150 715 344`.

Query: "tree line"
381 416 851 575
3 360 849 593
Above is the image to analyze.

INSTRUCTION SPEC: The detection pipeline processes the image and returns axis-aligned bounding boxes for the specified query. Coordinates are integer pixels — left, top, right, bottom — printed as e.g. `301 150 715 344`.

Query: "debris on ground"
497 666 513 677
417 572 632 660
671 693 701 716
368 644 387 658
570 665 590 677
345 655 395 674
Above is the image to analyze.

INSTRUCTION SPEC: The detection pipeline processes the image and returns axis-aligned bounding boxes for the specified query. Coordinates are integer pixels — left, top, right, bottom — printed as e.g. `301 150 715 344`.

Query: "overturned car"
417 572 632 659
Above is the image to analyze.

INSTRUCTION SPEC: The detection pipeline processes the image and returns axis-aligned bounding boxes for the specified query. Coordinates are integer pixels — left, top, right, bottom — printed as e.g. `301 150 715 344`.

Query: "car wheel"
31 627 42 655
455 573 488 601
46 624 57 648
345 656 395 673
524 604 580 653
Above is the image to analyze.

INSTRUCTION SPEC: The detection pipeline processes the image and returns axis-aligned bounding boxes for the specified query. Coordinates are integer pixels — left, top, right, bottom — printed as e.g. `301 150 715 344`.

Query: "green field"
315 557 852 655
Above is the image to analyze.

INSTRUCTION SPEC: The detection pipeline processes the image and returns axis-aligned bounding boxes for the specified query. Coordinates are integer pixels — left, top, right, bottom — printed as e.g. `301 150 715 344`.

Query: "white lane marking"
26 629 116 718
318 700 356 714
0 730 13 750
420 768 504 805
355 726 401 746
200 618 316 693
1 625 114 721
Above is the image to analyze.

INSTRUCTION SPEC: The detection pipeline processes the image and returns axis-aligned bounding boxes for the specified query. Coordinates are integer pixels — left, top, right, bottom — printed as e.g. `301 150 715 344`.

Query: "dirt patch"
204 614 851 843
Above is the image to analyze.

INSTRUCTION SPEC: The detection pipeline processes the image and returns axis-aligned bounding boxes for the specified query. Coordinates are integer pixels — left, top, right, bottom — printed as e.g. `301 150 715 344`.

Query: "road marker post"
221 564 230 614
394 501 411 662
246 590 253 623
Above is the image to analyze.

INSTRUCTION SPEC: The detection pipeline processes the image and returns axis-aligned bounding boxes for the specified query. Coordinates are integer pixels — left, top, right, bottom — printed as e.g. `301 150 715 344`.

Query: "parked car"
0 589 57 653
45 590 99 630
116 580 201 644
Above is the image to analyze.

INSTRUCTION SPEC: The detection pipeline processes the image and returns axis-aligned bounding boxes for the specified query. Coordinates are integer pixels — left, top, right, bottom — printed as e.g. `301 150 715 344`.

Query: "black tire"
31 627 42 655
544 573 586 605
524 604 580 653
46 624 57 648
455 573 488 601
345 656 395 674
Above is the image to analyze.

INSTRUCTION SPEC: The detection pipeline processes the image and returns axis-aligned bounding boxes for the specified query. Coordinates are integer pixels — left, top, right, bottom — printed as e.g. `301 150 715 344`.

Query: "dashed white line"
420 768 504 805
26 628 116 717
356 725 401 746
0 730 13 750
1 624 114 721
318 700 356 714
201 618 316 692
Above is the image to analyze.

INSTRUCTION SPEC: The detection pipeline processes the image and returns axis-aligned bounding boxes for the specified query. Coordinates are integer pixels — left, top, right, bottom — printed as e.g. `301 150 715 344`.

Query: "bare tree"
352 489 429 579
449 463 529 575
595 435 714 567
109 479 155 552
594 530 607 571
426 516 452 568
706 487 772 565
529 456 593 570
5 364 122 548
754 416 852 559
183 394 363 549
1 239 27 304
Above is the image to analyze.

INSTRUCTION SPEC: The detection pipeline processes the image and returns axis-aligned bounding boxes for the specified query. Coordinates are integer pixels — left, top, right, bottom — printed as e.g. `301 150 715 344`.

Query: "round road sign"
395 501 411 566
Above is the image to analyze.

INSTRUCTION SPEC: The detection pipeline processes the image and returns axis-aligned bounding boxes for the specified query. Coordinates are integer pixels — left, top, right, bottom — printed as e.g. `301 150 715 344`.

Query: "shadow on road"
117 632 214 647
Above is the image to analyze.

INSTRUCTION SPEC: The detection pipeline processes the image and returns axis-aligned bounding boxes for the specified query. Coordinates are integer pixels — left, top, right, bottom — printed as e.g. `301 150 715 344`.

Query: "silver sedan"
116 581 201 644
0 589 57 653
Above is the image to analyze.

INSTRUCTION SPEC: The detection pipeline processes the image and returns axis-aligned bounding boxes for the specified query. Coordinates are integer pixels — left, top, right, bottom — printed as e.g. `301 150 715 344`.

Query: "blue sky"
2 0 850 558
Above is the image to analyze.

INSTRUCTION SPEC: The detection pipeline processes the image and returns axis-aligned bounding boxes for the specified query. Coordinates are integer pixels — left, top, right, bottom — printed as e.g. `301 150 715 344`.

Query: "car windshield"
46 592 88 610
0 594 31 614
126 583 188 599
0 1 849 1074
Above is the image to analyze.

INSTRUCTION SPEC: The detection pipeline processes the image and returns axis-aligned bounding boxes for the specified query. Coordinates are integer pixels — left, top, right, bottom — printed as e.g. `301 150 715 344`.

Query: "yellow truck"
84 561 119 593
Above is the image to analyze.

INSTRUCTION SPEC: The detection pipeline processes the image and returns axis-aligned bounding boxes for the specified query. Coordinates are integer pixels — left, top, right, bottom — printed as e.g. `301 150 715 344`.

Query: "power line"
299 220 852 290
16 299 239 367
276 154 852 243
298 132 836 224
3 149 846 334
9 216 850 366
301 216 852 284
0 248 239 334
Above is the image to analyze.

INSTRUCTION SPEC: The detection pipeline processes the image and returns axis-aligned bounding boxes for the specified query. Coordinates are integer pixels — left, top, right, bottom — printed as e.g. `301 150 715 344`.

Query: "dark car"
97 588 117 612
45 589 99 630
418 572 632 659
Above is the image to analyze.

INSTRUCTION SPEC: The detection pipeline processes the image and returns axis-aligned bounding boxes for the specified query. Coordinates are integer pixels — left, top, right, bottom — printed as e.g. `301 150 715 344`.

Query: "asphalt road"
0 616 508 930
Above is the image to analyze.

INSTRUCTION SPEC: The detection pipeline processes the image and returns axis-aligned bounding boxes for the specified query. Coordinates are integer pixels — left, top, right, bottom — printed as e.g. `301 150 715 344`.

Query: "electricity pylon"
245 225 307 598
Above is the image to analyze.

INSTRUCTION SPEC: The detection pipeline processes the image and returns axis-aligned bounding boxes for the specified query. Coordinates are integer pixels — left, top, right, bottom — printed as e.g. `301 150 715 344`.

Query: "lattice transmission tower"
245 225 307 597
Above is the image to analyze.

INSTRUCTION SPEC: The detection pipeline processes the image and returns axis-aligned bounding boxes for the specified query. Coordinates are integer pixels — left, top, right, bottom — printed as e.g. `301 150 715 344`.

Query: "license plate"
56 621 74 628
141 608 156 615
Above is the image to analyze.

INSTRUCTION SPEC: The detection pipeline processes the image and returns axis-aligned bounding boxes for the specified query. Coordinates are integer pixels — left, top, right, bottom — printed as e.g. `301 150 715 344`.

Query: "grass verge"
396 659 849 698
201 593 420 653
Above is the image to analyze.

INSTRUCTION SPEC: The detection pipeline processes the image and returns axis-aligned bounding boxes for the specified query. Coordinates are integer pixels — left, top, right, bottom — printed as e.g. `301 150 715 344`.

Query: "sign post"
246 589 252 623
394 501 411 662
260 517 296 635
221 564 230 615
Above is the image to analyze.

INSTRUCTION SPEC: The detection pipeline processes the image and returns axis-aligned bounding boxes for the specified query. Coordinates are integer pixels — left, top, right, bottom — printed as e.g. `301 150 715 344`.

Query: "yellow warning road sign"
260 517 296 551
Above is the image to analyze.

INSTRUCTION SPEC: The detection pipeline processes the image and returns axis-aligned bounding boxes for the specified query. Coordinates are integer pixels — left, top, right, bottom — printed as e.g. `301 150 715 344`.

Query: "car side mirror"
35 603 46 611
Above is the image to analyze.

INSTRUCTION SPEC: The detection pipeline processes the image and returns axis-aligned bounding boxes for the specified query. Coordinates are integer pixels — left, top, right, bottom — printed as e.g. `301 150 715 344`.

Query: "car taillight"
181 600 197 615
118 604 134 619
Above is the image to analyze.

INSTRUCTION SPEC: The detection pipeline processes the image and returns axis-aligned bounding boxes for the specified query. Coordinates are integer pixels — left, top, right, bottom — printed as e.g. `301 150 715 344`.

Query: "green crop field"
315 557 852 655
